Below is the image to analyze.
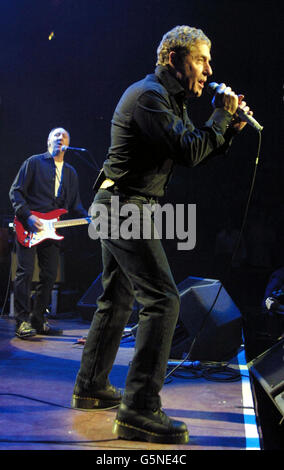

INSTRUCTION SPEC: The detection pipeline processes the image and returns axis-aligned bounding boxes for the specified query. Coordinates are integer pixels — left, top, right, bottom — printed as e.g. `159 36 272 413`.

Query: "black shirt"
103 65 235 198
9 151 87 221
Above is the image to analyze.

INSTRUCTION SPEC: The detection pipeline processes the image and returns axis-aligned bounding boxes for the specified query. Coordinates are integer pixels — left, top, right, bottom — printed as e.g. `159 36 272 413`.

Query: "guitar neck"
54 217 91 229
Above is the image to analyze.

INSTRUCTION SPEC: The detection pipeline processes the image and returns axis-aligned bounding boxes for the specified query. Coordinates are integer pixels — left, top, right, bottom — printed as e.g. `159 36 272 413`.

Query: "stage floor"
0 316 261 451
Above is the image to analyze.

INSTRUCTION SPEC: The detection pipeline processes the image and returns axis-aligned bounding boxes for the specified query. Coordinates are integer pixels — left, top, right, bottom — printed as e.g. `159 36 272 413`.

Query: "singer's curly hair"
156 25 211 66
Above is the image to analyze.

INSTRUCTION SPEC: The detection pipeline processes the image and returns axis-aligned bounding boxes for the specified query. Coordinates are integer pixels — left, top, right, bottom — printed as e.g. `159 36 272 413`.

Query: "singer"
72 25 253 444
9 127 87 339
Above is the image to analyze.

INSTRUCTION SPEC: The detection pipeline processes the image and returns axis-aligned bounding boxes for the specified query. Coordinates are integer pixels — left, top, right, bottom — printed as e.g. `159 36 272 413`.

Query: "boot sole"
113 419 189 444
15 331 37 339
71 395 121 411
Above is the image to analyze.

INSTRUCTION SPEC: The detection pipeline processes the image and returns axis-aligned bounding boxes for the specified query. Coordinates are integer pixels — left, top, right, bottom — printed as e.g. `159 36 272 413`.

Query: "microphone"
208 82 263 132
62 145 87 152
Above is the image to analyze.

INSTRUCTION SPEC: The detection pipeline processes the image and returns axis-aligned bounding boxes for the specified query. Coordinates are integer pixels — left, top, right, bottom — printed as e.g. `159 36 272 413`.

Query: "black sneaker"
36 322 63 336
71 384 122 410
113 403 189 444
15 321 37 339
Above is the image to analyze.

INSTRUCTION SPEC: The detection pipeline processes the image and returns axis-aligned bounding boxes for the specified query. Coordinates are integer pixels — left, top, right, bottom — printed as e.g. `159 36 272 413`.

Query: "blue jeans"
74 188 180 409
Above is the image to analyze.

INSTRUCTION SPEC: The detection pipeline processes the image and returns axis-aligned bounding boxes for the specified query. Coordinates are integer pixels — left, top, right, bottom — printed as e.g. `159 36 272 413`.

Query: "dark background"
0 0 283 448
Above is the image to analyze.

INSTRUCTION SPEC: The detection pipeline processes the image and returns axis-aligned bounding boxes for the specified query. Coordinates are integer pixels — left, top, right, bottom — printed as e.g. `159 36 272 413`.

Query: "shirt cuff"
204 108 233 135
16 206 31 221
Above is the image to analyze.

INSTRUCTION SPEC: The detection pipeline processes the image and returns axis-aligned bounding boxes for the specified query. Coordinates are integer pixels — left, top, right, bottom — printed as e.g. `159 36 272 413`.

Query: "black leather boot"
113 403 189 444
71 384 122 410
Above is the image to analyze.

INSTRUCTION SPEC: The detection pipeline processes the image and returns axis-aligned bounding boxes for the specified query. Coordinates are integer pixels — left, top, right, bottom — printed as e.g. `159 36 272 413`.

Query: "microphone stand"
66 147 101 171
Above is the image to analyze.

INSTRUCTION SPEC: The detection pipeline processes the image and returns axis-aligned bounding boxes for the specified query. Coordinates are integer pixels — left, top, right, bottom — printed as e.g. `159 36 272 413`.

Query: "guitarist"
9 127 87 339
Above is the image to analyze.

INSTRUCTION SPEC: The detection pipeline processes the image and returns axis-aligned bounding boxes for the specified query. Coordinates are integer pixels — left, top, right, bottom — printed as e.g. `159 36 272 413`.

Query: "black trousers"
13 239 60 327
74 188 180 410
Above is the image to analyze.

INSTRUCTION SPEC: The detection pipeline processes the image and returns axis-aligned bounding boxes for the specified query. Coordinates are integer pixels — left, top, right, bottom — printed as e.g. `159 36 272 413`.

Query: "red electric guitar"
14 209 91 248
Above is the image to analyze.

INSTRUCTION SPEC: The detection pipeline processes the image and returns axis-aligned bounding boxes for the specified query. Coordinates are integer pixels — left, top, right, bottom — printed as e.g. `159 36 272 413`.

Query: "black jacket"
9 151 87 221
103 65 236 198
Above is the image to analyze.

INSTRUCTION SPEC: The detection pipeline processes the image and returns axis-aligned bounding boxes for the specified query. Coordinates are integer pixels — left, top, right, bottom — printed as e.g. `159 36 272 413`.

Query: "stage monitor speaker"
248 338 284 418
170 276 243 362
77 273 139 324
77 273 103 320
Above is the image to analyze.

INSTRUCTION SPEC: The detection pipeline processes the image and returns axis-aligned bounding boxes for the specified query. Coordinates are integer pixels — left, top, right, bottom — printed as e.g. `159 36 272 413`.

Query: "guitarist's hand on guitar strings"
27 214 44 233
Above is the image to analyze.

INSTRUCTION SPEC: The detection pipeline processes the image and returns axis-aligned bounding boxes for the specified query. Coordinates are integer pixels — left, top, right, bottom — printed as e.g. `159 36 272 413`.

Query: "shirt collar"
44 151 65 165
44 151 54 159
155 65 186 100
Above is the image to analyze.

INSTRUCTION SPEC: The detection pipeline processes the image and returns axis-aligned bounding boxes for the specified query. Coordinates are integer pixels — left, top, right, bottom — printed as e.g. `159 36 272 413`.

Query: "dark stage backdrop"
0 0 283 308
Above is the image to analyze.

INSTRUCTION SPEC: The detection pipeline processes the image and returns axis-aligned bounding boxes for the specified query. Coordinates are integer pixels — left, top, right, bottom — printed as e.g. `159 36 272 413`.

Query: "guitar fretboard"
54 217 91 229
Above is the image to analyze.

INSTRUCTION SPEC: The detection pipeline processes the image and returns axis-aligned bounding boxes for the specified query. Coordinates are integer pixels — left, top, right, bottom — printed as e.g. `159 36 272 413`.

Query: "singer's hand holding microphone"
211 83 239 115
208 82 263 132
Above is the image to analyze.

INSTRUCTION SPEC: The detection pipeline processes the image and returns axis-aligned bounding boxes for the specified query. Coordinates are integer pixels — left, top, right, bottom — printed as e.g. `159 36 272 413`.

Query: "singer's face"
48 128 70 156
181 42 212 97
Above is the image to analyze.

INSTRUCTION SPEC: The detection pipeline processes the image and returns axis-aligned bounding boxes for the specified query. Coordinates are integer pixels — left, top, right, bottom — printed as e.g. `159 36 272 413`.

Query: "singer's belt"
100 178 115 189
99 178 158 204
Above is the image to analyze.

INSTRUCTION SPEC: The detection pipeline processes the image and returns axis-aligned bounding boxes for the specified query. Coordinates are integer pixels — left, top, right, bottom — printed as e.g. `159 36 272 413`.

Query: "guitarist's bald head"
47 127 70 158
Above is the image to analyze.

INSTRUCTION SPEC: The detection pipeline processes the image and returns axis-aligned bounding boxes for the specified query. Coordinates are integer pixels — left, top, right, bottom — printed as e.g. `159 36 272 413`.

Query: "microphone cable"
165 129 262 381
